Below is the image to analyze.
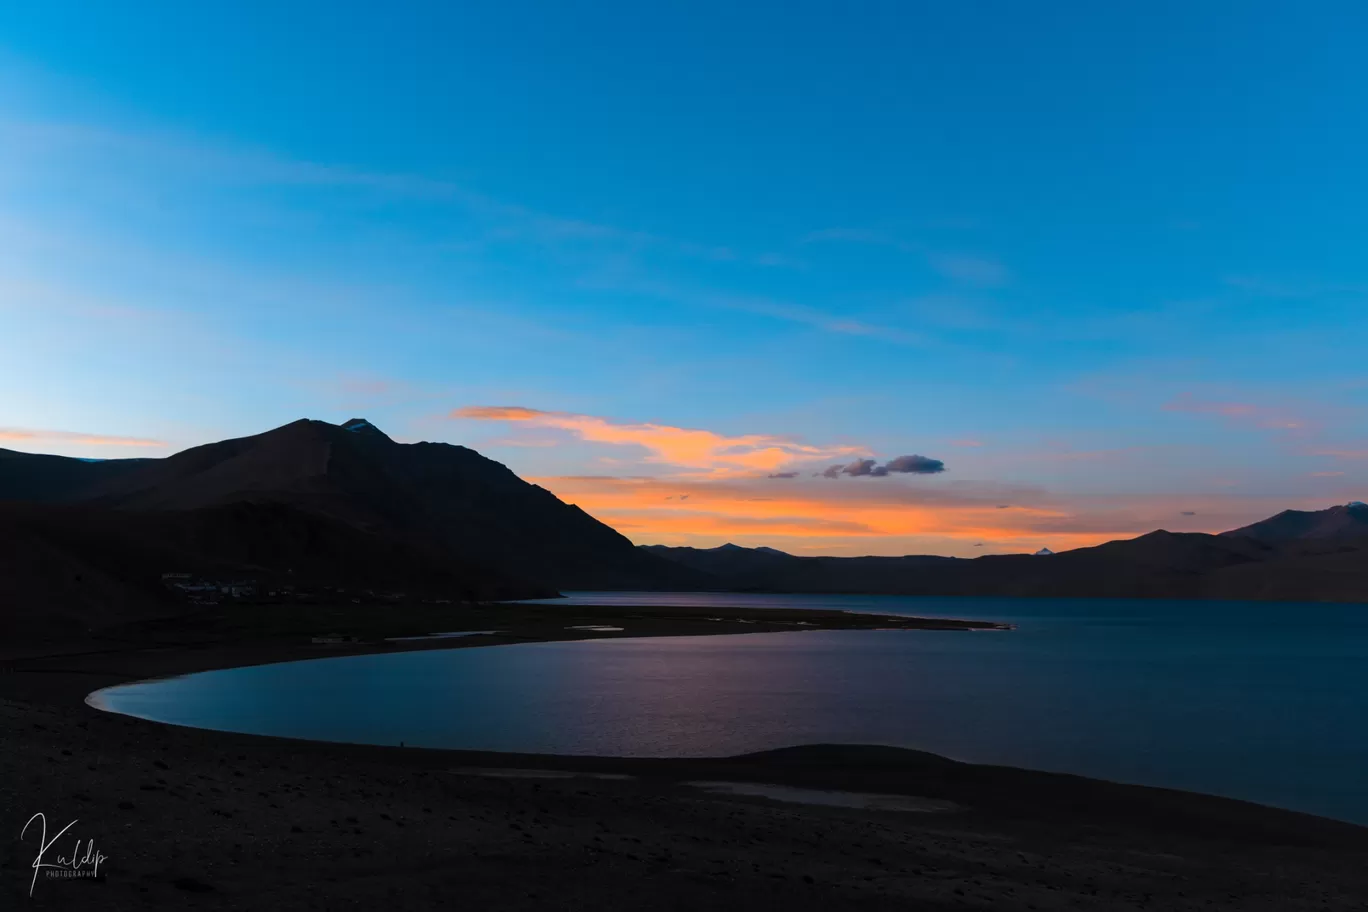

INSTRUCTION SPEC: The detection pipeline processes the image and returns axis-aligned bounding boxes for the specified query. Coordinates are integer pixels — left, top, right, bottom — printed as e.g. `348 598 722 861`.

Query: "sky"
2 1 1366 556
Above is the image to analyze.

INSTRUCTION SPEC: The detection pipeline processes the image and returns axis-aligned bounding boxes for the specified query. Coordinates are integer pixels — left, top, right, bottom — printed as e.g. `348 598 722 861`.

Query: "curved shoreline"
6 599 1008 702
72 637 1368 839
6 603 1368 910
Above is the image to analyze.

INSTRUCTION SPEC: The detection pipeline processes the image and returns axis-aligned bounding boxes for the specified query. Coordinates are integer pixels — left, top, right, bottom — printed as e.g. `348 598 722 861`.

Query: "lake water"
90 592 1368 824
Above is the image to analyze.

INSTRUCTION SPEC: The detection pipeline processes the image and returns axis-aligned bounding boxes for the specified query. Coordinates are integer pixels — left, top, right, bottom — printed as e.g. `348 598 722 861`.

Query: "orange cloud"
532 474 1118 554
453 406 866 474
0 428 166 447
527 474 1336 556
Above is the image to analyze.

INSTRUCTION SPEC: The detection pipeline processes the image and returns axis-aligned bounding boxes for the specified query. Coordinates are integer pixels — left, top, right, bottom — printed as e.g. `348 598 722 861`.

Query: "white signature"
20 813 108 897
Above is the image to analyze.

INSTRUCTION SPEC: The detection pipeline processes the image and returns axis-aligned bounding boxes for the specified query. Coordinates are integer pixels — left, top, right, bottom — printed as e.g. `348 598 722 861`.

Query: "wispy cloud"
532 473 1079 549
523 473 1296 555
1312 449 1368 460
801 228 1008 288
801 228 912 249
0 117 788 269
1225 275 1368 299
452 406 867 475
0 427 166 448
714 294 927 344
576 275 929 345
1163 392 1313 432
925 252 1010 287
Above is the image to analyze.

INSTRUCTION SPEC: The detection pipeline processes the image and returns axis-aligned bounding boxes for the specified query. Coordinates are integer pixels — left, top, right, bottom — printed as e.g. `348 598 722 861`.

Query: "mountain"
643 524 1368 602
0 499 526 636
640 543 801 581
79 418 698 589
0 447 151 502
1221 502 1368 543
0 419 702 633
8 419 1366 629
640 543 959 593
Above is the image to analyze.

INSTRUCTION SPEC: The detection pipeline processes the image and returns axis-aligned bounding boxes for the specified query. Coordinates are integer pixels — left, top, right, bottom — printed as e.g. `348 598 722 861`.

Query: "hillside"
0 447 151 502
67 418 697 590
1222 502 1368 543
0 500 541 637
0 419 703 634
644 522 1368 603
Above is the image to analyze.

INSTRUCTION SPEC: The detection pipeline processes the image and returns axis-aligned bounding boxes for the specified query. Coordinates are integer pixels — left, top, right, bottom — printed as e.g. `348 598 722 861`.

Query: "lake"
90 592 1368 824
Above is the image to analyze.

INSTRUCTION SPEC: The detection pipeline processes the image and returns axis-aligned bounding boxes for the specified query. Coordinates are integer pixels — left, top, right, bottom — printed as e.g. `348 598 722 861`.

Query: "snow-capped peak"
1033 547 1055 556
338 418 391 441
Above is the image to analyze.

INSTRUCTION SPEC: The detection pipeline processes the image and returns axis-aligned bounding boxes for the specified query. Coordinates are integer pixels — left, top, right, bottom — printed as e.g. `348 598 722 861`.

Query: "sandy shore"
4 603 1367 910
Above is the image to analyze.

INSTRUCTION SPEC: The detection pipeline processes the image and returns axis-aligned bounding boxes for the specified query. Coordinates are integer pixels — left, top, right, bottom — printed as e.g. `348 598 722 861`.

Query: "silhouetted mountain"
8 423 1366 628
640 543 800 580
0 500 530 636
644 524 1368 602
0 447 151 502
640 543 958 592
0 419 702 633
1221 502 1368 543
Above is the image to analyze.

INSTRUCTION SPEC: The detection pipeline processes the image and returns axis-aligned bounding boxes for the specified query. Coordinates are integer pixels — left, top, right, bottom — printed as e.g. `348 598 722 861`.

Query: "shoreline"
6 603 1368 910
3 601 1008 705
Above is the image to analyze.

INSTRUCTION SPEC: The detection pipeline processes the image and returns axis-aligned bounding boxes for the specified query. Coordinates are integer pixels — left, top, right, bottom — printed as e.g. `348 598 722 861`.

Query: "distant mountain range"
2 418 1365 636
0 418 699 634
643 502 1368 603
1222 502 1368 542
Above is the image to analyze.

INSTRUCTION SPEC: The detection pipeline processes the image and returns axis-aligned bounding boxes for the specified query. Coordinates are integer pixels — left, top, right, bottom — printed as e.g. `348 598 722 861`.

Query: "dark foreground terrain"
4 604 1367 911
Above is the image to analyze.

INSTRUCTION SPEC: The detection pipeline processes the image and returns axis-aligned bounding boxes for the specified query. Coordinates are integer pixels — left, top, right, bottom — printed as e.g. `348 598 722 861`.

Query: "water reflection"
91 596 1368 825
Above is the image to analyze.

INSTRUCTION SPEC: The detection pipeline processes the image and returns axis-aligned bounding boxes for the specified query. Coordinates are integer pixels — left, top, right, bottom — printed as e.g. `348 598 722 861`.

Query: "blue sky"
1 1 1365 554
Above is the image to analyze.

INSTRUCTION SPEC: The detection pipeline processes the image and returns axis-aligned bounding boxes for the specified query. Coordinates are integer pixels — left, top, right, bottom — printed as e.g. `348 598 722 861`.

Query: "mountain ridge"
4 420 1366 634
641 506 1368 602
22 418 698 589
1220 502 1368 543
0 418 703 634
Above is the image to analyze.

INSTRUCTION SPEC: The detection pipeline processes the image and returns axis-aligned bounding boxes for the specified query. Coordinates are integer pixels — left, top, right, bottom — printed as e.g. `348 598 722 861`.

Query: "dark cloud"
996 504 1011 509
884 454 946 475
818 454 947 479
767 471 799 479
842 459 878 477
1181 511 1197 516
